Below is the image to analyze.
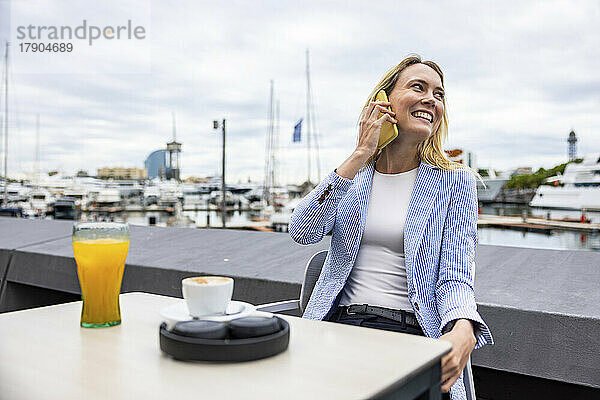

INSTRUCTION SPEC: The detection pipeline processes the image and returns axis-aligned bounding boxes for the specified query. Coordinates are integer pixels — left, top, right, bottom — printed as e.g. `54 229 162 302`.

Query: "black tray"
159 316 290 362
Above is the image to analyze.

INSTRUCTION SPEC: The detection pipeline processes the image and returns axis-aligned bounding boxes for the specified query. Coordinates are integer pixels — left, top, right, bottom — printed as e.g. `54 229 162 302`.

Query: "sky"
0 0 599 185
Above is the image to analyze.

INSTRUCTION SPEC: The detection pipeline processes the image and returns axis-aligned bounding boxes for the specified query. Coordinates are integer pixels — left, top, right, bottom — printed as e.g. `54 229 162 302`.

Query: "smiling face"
388 63 445 143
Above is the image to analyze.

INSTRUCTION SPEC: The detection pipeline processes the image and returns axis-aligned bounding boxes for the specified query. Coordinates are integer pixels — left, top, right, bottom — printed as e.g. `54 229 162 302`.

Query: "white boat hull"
529 185 600 210
477 178 509 202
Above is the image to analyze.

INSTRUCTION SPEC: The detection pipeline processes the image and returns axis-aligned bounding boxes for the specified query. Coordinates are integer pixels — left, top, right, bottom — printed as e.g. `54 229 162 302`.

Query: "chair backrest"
299 250 328 313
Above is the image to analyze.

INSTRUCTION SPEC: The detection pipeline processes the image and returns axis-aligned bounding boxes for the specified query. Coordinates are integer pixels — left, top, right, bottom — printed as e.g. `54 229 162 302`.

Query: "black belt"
341 304 420 327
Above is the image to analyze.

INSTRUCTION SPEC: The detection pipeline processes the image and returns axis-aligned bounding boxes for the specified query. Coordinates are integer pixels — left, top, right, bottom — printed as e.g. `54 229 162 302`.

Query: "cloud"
1 0 599 184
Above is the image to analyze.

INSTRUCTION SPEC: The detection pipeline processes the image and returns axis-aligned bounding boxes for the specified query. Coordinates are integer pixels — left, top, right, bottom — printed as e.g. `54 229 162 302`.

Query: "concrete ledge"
473 245 600 318
1 217 599 389
474 304 600 388
0 218 328 305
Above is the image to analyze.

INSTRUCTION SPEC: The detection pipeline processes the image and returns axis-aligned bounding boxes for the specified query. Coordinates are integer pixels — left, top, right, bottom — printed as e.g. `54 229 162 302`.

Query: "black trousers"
327 306 451 400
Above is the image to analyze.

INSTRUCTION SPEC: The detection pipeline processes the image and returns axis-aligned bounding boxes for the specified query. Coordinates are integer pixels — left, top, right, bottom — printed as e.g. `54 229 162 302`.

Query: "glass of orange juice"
73 222 130 328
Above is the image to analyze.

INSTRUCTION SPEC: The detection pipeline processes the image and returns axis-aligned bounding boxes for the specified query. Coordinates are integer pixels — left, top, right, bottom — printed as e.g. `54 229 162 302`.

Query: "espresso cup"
181 276 234 317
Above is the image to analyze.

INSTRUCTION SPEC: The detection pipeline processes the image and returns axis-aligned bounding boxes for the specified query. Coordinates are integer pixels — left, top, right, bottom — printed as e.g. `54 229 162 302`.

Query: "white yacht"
269 198 302 232
28 188 54 216
529 153 600 210
443 148 510 203
0 182 35 217
94 189 122 207
182 184 208 208
209 190 236 207
143 184 161 206
0 182 29 203
158 180 183 207
63 183 90 210
477 170 511 203
36 173 71 197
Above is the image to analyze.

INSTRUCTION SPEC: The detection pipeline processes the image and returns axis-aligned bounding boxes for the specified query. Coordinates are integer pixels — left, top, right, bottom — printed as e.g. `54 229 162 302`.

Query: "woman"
289 55 493 400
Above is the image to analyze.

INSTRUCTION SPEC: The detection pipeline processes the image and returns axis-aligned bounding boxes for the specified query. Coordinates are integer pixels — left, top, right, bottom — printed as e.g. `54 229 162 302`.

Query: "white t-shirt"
339 166 419 311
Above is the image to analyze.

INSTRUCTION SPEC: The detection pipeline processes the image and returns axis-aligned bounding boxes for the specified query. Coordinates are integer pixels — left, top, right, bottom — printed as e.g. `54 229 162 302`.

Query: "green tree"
506 159 582 189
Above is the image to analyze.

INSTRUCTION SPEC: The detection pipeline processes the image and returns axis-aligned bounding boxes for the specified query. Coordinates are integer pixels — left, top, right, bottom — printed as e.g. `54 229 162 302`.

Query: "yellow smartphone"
374 90 398 151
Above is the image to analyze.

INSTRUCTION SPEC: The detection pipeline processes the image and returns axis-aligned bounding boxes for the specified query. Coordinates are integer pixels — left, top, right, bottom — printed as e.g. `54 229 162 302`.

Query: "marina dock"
88 205 255 213
477 214 600 233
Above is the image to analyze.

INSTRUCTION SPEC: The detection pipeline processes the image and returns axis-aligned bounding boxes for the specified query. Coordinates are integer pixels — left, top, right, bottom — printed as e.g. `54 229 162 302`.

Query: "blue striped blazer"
289 159 493 400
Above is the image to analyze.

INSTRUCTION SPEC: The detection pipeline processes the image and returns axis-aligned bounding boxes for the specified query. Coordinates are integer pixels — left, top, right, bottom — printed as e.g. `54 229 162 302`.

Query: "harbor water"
77 205 600 252
479 204 600 251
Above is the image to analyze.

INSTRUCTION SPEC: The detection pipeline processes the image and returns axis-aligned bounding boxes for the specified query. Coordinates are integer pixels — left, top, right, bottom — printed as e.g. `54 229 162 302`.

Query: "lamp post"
213 119 226 228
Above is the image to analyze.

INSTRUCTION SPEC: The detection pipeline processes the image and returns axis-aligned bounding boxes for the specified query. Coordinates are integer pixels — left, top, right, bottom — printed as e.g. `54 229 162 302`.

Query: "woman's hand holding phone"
335 100 397 180
355 100 397 161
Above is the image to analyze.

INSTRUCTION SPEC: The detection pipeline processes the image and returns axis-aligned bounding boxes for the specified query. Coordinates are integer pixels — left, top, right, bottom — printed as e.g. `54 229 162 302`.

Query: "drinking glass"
72 222 130 328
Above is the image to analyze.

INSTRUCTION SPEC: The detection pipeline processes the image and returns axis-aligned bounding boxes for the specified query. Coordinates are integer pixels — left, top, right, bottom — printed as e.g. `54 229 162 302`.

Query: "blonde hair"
360 54 483 184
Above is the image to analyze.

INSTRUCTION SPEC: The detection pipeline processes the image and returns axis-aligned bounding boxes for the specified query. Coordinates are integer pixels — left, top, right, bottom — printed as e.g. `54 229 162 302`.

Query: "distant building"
166 140 182 181
184 176 211 184
513 167 533 176
145 150 167 179
568 130 577 161
97 167 147 180
145 115 183 181
445 148 477 170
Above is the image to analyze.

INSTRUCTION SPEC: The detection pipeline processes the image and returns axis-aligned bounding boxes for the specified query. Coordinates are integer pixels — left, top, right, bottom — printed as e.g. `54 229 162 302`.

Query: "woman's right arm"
288 151 365 245
289 100 396 245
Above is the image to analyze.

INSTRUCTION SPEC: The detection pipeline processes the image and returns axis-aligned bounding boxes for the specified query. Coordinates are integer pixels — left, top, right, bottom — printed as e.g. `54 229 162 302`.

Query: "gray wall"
1 217 598 389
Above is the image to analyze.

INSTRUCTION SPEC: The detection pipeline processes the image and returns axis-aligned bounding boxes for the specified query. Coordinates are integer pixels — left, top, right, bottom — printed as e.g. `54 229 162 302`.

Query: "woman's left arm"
436 170 494 392
436 169 494 349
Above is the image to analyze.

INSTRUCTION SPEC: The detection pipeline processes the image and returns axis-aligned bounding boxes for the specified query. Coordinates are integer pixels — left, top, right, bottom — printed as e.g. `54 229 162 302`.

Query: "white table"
0 292 451 399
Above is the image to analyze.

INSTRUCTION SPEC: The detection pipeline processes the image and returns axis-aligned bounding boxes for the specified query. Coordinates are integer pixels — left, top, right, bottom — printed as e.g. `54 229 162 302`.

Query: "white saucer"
160 300 256 330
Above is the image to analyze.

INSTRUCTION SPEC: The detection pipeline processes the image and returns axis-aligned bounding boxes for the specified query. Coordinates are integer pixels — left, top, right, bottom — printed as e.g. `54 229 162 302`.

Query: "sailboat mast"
2 42 8 205
172 111 176 141
305 49 312 185
263 80 275 205
171 111 177 175
310 81 321 183
272 100 279 190
35 113 40 188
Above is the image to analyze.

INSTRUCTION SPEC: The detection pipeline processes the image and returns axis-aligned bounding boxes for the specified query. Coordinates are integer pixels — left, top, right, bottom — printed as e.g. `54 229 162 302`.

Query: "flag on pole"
293 119 303 142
